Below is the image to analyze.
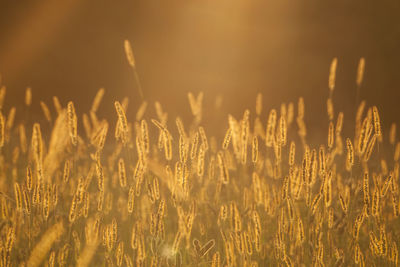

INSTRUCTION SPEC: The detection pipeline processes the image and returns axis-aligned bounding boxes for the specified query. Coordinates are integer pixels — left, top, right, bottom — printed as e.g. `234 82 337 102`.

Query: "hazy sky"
0 0 400 137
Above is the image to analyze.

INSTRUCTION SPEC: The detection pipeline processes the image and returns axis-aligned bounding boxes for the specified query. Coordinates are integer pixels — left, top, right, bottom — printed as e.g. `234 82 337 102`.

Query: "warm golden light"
0 1 399 266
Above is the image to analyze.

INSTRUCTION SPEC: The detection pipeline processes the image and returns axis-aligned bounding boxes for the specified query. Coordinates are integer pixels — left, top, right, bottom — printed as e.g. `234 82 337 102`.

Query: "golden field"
0 58 398 267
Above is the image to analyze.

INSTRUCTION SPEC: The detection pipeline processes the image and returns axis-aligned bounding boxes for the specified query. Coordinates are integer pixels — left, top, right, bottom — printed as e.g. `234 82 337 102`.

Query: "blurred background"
0 0 399 138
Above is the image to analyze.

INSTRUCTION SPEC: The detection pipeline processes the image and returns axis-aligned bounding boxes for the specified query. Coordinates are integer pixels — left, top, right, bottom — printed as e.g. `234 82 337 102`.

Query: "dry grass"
0 59 398 267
